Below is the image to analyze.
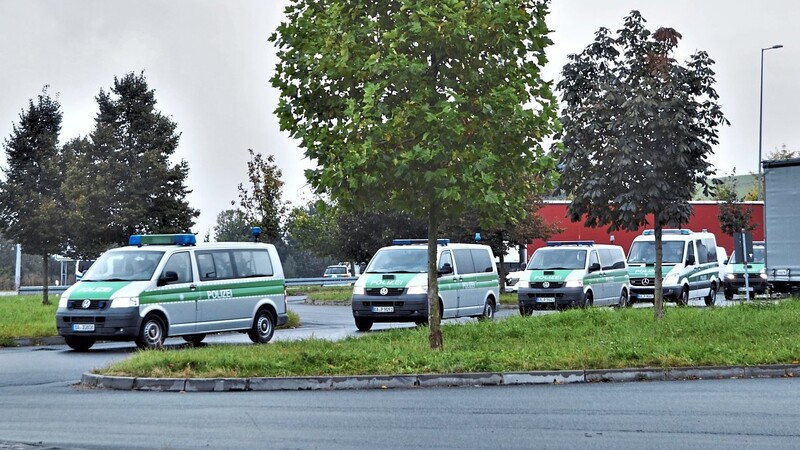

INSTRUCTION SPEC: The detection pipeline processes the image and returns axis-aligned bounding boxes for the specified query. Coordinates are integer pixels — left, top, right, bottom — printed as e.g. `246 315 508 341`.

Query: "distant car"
322 265 352 286
505 270 525 293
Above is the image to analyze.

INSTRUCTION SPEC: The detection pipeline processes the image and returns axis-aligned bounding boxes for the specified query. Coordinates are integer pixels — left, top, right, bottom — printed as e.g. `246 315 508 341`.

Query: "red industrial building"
526 201 764 260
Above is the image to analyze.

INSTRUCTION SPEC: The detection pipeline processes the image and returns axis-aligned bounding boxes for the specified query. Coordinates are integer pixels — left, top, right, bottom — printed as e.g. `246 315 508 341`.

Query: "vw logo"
542 281 550 288
641 278 650 286
81 299 92 309
379 287 389 296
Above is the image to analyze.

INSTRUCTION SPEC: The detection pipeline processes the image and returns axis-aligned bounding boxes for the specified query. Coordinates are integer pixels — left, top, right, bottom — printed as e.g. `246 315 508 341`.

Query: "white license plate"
638 294 655 299
776 269 789 276
72 324 95 332
738 287 754 292
535 297 555 303
372 306 394 313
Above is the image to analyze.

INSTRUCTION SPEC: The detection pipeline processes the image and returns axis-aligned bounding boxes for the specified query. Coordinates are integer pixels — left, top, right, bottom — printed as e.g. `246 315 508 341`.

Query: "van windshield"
527 249 586 270
365 248 427 274
82 250 165 282
628 241 684 264
729 247 765 264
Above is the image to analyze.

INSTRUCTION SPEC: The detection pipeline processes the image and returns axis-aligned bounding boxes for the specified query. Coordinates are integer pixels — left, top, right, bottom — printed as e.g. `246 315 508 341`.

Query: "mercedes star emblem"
642 278 650 285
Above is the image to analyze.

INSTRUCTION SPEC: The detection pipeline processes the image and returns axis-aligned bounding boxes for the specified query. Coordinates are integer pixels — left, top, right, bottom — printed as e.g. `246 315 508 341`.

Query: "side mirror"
686 255 696 266
723 259 729 265
588 262 601 272
437 263 453 277
157 270 179 286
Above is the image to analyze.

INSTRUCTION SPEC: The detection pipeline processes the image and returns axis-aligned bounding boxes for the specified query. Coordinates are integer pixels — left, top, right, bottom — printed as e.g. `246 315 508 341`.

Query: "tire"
182 334 206 346
64 336 95 352
355 318 373 331
704 283 717 307
519 305 533 316
136 315 166 349
248 309 275 344
618 289 630 308
724 290 733 301
582 291 593 308
677 286 689 306
478 299 495 321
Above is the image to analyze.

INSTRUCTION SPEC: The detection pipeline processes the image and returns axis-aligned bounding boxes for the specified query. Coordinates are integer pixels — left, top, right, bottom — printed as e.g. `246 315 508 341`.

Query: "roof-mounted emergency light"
546 240 595 247
392 239 450 246
129 234 197 247
642 229 692 236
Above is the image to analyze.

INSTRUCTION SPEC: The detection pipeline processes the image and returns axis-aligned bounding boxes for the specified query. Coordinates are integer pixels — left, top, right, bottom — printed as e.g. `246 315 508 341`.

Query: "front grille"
365 288 405 296
361 301 405 307
67 299 109 310
631 278 655 287
63 316 106 323
531 281 564 289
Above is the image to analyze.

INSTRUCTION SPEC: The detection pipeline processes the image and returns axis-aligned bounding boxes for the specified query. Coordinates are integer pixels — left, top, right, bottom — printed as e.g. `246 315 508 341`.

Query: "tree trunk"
427 208 443 350
41 253 50 306
653 220 664 320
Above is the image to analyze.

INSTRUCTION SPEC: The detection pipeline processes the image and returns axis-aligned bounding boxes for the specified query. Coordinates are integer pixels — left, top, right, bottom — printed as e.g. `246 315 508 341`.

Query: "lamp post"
757 44 783 201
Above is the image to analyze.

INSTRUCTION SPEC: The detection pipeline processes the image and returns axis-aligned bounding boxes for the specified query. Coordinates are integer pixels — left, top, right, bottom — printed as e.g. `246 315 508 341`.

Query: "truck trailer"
763 158 800 293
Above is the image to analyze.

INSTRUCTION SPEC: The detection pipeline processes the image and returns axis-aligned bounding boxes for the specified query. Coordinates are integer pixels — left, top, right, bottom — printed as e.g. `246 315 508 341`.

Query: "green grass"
98 299 800 378
288 285 353 304
0 294 300 346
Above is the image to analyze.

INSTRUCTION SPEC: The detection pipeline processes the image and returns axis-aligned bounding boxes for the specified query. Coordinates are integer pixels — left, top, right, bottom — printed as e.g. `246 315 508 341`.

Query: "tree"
62 72 198 258
0 88 66 304
715 172 757 236
213 209 252 242
556 11 729 319
271 0 559 348
237 149 287 244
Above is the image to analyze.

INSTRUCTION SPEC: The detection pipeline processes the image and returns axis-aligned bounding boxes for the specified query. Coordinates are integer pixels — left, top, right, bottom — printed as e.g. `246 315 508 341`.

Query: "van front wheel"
582 292 593 308
248 309 275 344
136 315 166 349
355 318 373 331
704 284 717 307
677 286 690 306
478 299 495 321
64 336 95 352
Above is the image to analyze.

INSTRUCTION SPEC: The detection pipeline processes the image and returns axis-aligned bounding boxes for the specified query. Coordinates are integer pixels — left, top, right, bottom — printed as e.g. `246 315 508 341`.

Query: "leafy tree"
0 88 66 304
715 172 757 236
557 11 729 319
213 209 252 242
237 149 287 244
272 0 559 348
62 72 198 258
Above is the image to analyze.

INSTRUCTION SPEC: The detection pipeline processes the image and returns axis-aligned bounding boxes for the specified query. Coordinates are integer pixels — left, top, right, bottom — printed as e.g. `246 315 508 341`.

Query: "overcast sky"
0 0 797 238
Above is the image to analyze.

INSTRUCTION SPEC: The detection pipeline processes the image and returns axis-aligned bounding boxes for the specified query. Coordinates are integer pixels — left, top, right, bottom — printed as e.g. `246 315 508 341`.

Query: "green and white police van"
56 230 287 351
627 229 720 306
723 241 767 300
351 239 499 331
517 241 630 314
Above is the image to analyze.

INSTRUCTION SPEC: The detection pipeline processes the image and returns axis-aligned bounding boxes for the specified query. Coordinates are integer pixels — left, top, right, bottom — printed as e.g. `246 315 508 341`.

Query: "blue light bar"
547 240 594 247
251 227 262 238
129 234 197 246
392 239 450 246
642 229 692 236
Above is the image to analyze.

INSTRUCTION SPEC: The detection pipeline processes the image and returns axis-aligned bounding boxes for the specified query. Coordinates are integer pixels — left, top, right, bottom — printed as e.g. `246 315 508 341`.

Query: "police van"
517 241 630 314
627 229 720 306
351 239 500 331
56 230 287 351
723 241 767 300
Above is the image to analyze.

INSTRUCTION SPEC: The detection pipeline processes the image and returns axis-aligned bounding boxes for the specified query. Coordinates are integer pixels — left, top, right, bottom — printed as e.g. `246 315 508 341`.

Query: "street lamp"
757 44 783 201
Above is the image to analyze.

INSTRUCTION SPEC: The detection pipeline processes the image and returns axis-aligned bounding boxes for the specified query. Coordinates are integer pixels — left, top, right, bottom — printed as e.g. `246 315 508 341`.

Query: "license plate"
638 294 654 299
776 269 789 276
72 324 95 332
372 306 394 313
535 297 555 303
738 287 754 292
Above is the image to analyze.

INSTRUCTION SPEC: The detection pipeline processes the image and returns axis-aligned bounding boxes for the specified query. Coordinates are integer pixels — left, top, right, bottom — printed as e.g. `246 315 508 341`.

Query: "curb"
80 363 800 392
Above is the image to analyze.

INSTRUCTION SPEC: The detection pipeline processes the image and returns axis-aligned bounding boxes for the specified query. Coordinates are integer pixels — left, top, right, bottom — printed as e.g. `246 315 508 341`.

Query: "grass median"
97 299 800 378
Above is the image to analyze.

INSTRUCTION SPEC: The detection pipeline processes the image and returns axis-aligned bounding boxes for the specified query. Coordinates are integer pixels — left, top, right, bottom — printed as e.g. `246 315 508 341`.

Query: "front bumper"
351 293 428 322
724 276 768 294
518 287 583 309
56 306 141 340
630 285 680 302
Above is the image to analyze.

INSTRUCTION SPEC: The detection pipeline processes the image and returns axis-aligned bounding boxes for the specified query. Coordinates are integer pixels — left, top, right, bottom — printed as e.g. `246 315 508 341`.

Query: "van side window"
197 251 234 281
470 249 493 273
438 251 453 272
162 252 192 284
695 240 708 264
233 250 274 277
703 238 717 263
686 242 695 264
453 249 476 275
589 251 600 269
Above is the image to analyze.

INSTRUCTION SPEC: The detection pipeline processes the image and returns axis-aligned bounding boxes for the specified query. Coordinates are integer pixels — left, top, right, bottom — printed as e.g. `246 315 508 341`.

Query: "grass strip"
98 299 800 378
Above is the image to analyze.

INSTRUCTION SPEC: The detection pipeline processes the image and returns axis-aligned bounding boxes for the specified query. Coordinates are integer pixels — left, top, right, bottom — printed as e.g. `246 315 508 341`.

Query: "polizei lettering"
207 289 233 299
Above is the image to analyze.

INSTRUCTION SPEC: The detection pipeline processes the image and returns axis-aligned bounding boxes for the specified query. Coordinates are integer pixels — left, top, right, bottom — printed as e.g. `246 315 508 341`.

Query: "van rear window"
197 249 274 281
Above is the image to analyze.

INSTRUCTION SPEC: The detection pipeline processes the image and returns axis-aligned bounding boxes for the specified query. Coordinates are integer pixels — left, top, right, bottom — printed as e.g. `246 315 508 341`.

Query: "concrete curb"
80 364 800 392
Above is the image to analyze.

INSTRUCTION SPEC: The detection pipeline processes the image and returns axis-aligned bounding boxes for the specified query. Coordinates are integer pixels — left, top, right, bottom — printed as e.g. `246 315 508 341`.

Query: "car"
505 270 525 293
723 241 767 300
322 264 353 286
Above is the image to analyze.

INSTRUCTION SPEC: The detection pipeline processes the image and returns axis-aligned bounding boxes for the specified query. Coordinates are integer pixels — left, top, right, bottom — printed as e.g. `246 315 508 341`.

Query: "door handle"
189 284 197 291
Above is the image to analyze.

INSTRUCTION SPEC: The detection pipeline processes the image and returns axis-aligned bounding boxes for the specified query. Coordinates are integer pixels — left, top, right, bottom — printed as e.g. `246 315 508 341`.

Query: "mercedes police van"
723 241 767 300
517 241 630 314
351 239 500 331
627 229 720 306
56 229 287 351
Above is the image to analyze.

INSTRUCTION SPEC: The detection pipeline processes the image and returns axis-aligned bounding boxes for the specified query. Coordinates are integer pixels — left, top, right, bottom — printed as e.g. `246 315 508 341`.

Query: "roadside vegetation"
290 285 518 306
98 299 800 378
0 295 300 346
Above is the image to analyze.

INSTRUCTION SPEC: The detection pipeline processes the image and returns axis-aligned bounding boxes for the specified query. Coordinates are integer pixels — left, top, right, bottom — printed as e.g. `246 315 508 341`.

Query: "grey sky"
1 1 797 238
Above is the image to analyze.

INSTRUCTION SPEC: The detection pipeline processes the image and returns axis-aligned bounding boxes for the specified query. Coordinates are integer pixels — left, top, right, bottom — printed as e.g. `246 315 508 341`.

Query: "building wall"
527 201 764 261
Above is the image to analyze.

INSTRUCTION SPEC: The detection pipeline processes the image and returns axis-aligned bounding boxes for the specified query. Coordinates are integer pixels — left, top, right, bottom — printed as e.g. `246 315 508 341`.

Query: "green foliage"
715 171 758 236
237 150 287 244
62 72 198 258
0 295 59 340
212 209 252 242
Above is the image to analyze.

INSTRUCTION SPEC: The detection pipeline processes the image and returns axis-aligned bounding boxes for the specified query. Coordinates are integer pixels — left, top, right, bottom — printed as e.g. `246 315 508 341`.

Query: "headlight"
406 285 427 295
517 280 530 289
664 274 679 285
58 297 68 308
760 272 769 280
110 296 139 308
726 273 735 280
352 286 365 295
565 279 583 288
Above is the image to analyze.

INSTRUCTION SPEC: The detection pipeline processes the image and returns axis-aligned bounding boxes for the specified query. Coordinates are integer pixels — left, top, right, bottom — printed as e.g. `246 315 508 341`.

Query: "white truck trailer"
763 158 800 293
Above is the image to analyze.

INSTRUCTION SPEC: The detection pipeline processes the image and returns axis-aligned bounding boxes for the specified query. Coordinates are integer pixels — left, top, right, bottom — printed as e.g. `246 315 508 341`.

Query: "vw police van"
723 241 767 300
351 239 499 331
517 241 630 314
627 229 720 306
56 230 287 351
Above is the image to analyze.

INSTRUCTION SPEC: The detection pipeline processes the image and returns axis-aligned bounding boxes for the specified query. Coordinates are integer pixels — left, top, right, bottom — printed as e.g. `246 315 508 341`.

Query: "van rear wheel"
478 299 495 321
704 284 717 307
248 309 275 344
183 334 206 346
